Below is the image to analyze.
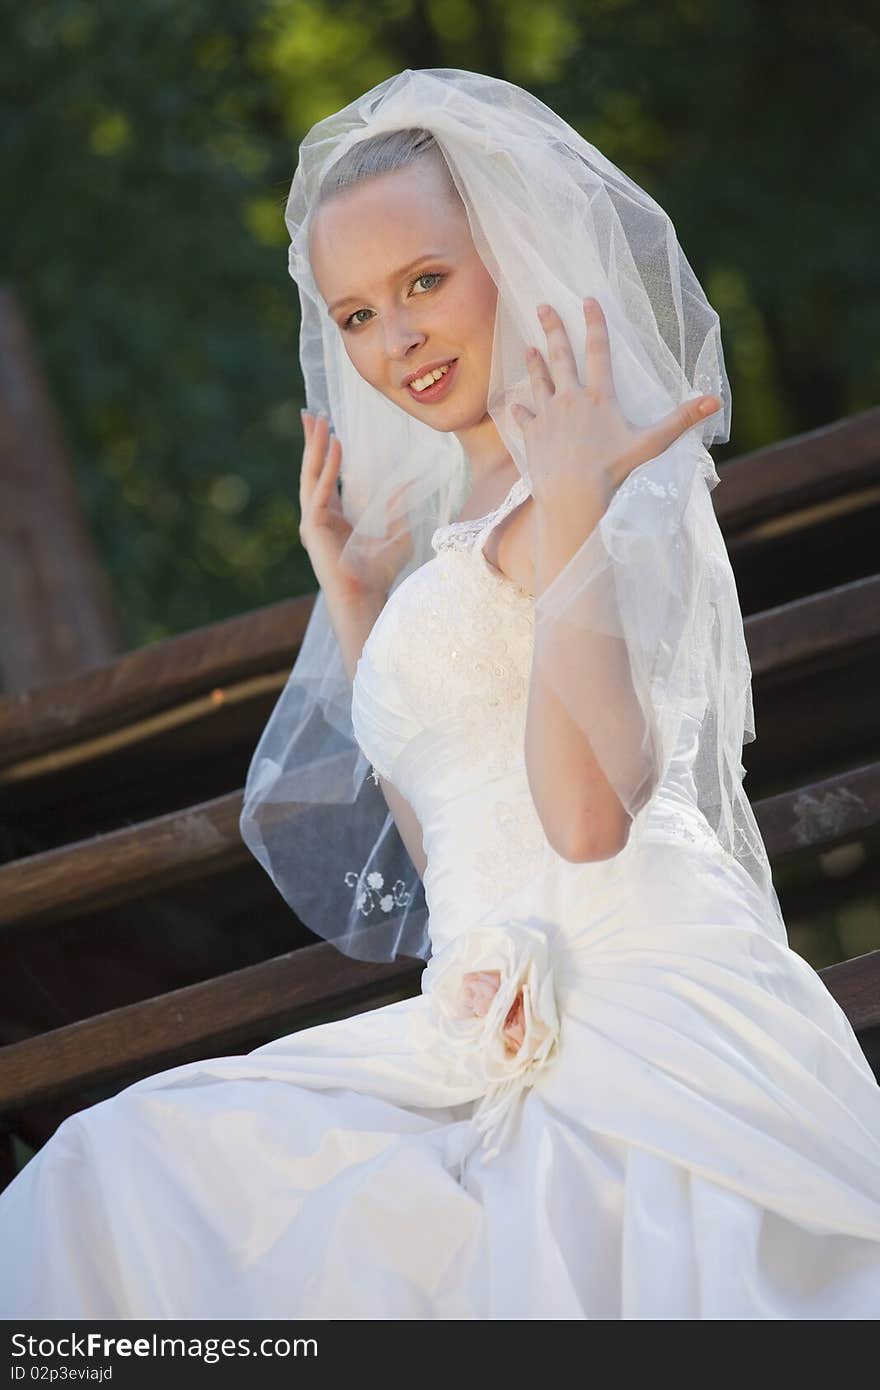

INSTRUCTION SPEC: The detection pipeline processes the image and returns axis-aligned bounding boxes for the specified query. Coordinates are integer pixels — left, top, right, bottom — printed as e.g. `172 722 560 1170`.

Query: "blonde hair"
315 127 459 207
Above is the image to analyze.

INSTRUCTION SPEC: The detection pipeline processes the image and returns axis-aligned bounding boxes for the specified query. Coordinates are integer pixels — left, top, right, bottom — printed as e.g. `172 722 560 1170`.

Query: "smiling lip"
404 358 459 403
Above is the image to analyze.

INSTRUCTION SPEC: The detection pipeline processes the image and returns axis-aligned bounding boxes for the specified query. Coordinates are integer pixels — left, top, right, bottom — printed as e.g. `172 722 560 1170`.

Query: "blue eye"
342 271 445 331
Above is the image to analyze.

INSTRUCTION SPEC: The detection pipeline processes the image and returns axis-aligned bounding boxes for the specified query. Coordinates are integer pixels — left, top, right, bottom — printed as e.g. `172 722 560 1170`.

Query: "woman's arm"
508 298 719 865
525 497 640 863
500 498 638 864
373 775 428 881
298 412 428 881
330 589 428 882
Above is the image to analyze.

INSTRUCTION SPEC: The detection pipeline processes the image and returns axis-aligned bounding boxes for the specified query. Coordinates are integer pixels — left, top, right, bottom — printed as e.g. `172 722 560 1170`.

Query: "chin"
395 394 484 433
424 409 481 433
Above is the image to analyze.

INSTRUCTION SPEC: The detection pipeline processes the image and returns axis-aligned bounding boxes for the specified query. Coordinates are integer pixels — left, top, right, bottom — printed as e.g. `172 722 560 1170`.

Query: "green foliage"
1 0 877 646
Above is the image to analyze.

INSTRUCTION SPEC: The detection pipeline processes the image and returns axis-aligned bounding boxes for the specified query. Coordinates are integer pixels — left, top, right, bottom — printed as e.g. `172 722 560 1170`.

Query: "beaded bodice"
357 472 534 780
350 473 549 944
349 469 723 952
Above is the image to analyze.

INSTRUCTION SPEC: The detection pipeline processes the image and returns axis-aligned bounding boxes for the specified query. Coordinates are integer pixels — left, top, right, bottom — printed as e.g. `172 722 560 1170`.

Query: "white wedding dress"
3 475 880 1320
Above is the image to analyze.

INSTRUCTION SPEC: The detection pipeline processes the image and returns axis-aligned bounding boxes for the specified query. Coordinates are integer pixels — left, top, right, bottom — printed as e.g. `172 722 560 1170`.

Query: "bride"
2 68 880 1320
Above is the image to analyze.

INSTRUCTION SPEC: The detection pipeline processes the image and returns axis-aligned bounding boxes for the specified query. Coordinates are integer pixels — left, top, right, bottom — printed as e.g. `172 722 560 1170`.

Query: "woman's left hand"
510 299 721 511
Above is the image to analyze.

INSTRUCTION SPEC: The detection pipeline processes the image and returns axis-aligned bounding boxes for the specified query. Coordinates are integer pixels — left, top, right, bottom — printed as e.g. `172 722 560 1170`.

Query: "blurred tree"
0 0 877 648
551 0 879 453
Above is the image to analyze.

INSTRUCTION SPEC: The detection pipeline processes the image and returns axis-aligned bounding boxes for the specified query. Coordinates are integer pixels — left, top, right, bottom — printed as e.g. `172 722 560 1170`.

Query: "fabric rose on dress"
422 923 561 1162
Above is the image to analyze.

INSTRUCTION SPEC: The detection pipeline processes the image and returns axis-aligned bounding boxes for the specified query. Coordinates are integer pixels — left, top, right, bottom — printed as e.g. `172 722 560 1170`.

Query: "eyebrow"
326 252 449 315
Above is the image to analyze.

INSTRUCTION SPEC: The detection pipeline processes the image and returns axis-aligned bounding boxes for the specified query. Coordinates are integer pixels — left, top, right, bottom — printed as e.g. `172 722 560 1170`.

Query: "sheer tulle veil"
238 67 787 962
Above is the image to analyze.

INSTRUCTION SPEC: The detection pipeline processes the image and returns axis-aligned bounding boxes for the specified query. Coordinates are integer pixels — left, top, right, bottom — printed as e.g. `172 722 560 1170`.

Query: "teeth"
411 363 452 392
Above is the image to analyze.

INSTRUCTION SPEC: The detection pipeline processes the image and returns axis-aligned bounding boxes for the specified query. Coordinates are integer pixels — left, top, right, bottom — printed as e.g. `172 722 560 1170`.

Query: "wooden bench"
0 407 878 1186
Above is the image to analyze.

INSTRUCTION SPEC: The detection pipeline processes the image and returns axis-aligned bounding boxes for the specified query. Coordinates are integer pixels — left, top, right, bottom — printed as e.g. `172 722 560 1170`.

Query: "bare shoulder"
485 493 535 597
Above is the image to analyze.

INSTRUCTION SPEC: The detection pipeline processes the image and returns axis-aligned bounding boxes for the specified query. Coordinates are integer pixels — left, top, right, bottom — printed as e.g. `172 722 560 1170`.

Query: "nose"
382 308 427 363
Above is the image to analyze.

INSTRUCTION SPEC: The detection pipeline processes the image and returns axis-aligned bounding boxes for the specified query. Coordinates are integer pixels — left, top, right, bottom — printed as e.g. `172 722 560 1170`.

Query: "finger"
637 396 722 464
510 401 536 431
583 298 615 401
303 408 323 458
301 408 320 457
298 412 317 511
300 414 333 515
299 412 312 492
525 344 554 406
537 303 581 392
302 412 331 475
311 432 342 509
301 429 339 521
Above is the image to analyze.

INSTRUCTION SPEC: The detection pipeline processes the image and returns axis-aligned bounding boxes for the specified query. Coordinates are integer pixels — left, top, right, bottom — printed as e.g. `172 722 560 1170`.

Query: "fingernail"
698 398 718 416
537 303 550 318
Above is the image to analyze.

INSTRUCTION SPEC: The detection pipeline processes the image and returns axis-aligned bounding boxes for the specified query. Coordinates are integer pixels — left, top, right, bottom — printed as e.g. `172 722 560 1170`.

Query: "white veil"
239 67 787 963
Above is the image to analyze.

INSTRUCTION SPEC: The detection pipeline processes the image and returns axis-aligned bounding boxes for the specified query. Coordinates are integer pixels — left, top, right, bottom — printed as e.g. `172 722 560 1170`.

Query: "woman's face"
308 156 499 433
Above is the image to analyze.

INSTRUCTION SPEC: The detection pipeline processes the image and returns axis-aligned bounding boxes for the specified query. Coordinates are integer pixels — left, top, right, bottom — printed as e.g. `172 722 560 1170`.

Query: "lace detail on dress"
619 473 680 501
431 474 531 557
370 474 536 777
352 470 538 816
472 794 549 905
646 803 729 861
390 553 534 778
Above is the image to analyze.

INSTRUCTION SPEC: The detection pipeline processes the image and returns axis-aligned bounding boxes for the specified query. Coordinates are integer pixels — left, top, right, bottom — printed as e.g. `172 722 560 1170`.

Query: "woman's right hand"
298 411 414 609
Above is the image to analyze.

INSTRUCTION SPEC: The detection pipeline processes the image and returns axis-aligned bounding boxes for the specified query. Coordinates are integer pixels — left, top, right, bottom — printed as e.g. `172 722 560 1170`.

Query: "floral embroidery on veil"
343 866 413 918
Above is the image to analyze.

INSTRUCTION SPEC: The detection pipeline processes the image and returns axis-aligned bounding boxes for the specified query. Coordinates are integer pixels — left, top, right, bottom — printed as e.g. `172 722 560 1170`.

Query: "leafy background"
3 0 877 646
2 0 878 975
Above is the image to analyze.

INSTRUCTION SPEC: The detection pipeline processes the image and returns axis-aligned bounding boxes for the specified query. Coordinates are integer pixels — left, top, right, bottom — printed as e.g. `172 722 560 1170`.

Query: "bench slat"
2 761 879 935
0 942 421 1112
713 406 880 531
0 596 313 770
0 940 874 1115
2 572 878 801
1 403 877 773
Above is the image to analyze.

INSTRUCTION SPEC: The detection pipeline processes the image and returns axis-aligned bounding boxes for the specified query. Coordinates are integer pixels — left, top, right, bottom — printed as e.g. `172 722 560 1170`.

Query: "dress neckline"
434 473 529 540
431 473 533 603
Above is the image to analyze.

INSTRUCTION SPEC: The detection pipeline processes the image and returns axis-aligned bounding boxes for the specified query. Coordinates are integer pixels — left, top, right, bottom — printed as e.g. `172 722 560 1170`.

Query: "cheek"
448 275 497 354
471 282 498 352
344 338 383 389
